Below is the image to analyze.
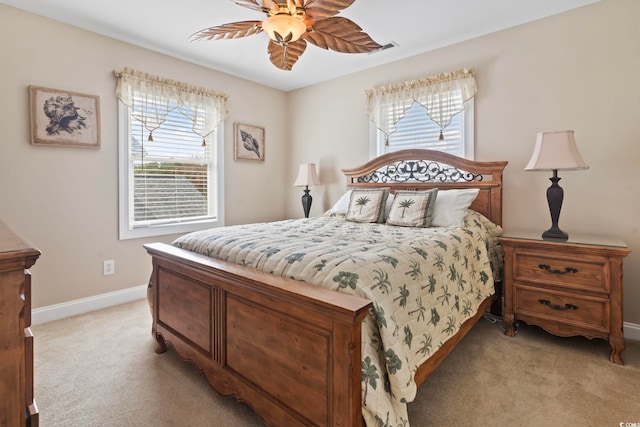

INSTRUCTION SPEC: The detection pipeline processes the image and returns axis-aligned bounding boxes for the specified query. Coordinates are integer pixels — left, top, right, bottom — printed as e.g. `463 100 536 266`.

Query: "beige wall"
0 5 289 308
287 0 640 324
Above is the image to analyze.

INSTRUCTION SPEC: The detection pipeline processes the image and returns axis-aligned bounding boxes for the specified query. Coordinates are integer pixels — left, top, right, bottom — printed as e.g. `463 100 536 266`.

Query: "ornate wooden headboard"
341 149 508 226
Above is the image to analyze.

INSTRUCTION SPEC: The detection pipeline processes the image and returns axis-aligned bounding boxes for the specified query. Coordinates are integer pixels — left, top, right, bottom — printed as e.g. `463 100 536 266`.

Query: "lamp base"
542 227 568 241
301 186 312 218
542 170 569 241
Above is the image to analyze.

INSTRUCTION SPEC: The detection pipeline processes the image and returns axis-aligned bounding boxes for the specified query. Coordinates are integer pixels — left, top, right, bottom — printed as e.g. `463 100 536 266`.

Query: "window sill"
119 218 223 240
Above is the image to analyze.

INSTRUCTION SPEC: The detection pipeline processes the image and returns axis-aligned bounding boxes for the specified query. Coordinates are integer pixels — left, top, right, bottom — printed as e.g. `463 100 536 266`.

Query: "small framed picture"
29 85 101 148
234 123 265 161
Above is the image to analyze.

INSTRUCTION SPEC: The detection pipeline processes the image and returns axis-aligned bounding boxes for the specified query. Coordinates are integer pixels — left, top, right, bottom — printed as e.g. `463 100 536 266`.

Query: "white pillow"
384 193 395 219
328 190 352 214
431 189 480 227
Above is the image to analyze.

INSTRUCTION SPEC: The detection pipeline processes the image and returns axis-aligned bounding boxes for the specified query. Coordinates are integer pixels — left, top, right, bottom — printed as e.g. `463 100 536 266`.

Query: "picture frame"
234 123 265 161
29 85 101 148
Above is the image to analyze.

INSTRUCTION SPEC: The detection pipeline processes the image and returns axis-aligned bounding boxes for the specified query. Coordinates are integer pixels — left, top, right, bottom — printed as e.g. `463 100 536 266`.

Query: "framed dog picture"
234 123 265 161
29 85 101 148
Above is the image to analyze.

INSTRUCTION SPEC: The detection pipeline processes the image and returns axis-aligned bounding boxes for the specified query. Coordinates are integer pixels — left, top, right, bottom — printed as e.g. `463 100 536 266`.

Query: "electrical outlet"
103 260 115 276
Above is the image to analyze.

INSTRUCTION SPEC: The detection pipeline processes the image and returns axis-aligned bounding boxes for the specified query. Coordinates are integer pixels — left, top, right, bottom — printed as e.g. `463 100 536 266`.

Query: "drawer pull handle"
538 264 578 275
538 299 578 311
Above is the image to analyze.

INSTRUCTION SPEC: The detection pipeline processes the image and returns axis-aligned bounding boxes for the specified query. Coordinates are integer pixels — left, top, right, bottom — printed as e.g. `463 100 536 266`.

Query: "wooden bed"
144 149 507 426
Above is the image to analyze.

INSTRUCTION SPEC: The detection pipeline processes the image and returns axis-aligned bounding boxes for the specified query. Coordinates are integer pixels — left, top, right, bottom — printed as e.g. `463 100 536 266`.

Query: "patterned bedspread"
173 210 502 426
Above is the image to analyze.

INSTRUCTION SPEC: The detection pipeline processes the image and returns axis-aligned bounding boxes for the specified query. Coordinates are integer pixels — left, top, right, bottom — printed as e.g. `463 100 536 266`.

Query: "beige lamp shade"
294 163 321 187
525 130 589 171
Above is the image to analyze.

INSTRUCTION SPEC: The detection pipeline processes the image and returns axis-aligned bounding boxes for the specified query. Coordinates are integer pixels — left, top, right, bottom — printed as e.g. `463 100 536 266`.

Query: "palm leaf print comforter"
173 210 501 426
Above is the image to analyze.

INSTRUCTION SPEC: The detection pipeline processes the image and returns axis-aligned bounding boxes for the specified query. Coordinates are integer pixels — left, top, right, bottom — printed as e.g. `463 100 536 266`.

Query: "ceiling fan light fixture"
262 14 306 43
190 0 382 71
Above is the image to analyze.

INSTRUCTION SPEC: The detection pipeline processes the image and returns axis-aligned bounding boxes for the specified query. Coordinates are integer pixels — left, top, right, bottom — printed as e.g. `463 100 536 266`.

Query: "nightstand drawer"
514 285 609 332
515 252 608 293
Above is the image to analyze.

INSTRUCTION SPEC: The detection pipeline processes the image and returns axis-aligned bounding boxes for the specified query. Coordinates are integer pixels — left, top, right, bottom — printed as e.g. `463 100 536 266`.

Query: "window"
115 69 227 239
366 68 476 160
370 98 474 158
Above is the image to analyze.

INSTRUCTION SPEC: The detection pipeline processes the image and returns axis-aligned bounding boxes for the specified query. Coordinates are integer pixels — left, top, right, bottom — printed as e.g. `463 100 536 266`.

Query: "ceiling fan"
190 0 382 71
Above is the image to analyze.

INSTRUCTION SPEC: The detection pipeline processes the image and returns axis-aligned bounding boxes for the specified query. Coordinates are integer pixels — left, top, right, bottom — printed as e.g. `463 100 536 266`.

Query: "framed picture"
29 85 101 148
234 123 265 161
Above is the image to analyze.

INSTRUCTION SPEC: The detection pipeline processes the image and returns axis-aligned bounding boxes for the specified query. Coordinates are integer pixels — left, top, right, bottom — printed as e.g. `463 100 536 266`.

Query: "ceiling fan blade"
263 0 280 12
268 38 307 70
287 0 298 15
190 21 263 41
232 0 264 12
303 0 356 20
304 17 381 53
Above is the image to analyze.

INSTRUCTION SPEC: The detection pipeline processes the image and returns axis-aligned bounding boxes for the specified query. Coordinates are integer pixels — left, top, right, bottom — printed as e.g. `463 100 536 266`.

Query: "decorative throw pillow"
345 188 390 223
328 190 395 217
386 189 438 228
431 188 480 227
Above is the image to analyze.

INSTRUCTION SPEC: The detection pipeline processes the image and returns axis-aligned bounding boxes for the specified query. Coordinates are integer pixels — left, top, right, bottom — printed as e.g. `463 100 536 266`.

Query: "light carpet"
33 299 640 426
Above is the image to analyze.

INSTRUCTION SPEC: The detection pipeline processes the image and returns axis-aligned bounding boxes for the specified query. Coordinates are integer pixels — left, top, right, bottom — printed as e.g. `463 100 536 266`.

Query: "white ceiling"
2 0 599 92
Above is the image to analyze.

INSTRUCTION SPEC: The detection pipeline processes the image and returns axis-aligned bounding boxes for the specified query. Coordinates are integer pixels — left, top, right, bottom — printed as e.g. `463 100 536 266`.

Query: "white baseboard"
32 284 148 326
625 322 640 342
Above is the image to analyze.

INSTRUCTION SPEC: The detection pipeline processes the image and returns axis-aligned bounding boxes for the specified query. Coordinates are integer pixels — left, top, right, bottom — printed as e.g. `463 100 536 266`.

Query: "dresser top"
0 219 41 261
501 230 628 249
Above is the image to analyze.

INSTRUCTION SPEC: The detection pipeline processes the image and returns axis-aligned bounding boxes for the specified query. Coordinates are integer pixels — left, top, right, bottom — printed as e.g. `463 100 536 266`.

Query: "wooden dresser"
500 232 630 364
0 220 41 426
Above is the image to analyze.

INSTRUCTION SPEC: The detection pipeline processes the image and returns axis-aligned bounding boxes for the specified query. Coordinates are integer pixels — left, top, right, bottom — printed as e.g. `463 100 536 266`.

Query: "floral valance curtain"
114 68 229 144
365 67 476 141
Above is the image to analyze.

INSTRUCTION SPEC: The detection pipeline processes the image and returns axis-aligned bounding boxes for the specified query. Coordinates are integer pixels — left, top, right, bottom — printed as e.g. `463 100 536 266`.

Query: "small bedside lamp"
294 163 321 218
525 130 589 241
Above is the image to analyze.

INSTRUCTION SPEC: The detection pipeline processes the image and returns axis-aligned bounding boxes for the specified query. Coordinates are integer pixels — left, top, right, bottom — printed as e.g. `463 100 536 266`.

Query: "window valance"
114 68 229 144
365 68 476 141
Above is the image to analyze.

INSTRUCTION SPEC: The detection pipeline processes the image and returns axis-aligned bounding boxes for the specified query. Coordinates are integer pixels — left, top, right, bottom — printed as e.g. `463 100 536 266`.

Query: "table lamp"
525 130 589 240
293 163 321 218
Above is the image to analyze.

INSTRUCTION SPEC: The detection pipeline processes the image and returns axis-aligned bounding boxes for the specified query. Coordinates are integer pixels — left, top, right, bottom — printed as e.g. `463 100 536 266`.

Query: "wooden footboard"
145 242 372 427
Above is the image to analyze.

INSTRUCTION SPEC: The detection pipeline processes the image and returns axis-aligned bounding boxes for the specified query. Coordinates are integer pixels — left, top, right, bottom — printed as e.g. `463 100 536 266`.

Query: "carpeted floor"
33 299 640 426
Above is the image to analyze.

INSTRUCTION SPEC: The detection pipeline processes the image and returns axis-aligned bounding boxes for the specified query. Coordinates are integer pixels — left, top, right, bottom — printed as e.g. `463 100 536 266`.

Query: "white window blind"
372 98 474 158
386 100 464 154
130 101 216 226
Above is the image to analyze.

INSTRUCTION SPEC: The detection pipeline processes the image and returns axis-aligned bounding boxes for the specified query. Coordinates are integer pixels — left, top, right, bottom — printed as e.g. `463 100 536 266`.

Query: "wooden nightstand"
500 232 630 364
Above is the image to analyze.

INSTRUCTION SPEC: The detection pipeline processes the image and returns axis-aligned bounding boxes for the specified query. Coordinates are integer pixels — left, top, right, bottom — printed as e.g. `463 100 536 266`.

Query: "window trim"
118 102 225 240
369 98 475 160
